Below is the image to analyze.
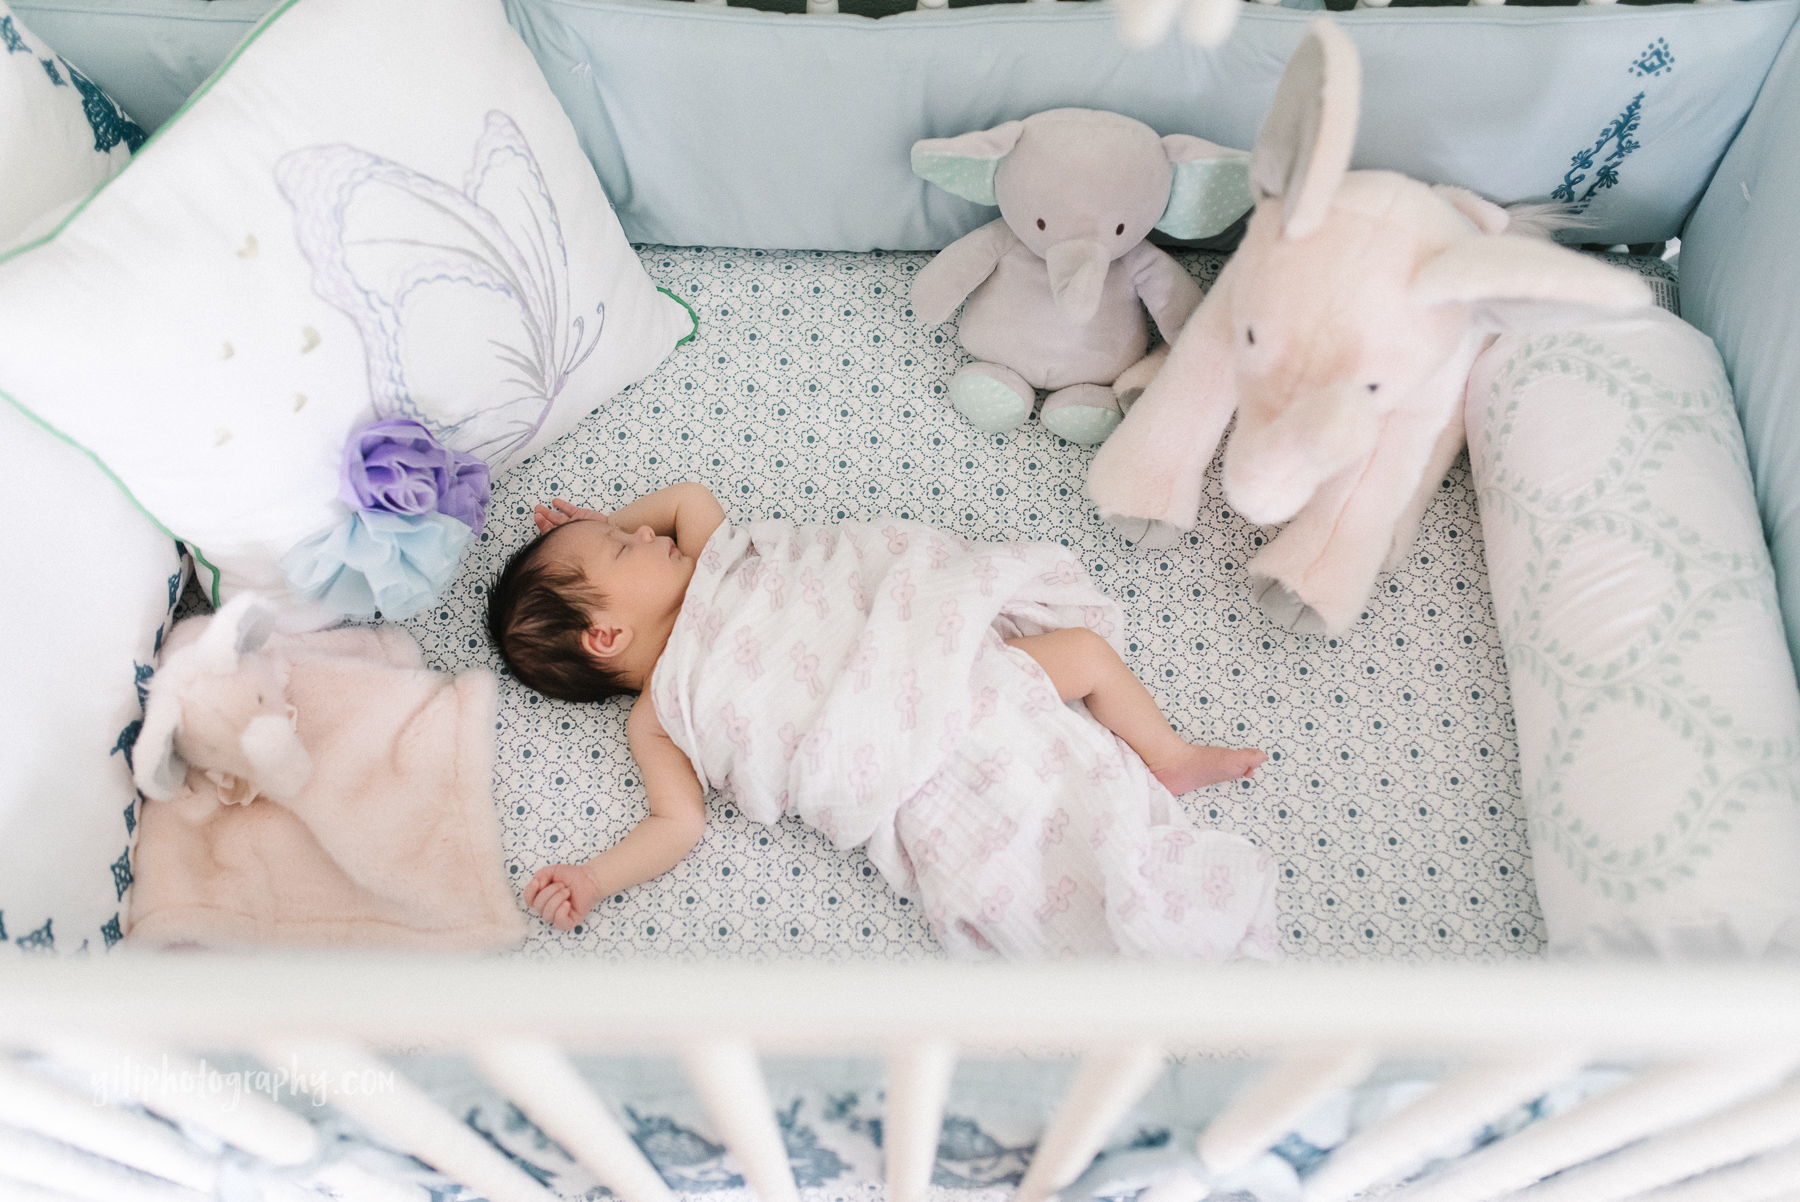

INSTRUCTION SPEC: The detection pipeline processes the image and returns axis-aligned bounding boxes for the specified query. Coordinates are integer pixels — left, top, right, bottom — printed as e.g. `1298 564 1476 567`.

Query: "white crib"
6 955 1800 1202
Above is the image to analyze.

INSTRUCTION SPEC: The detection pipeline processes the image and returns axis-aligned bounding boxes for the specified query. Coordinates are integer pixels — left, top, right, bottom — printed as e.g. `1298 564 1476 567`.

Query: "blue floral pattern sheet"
394 246 1670 965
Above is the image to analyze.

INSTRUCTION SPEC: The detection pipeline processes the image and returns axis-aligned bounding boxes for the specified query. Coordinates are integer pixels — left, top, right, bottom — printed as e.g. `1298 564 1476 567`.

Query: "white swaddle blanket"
649 519 1279 959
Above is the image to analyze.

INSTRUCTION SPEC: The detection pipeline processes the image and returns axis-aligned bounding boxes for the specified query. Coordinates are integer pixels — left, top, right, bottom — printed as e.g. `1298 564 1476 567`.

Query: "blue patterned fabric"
15 0 1799 248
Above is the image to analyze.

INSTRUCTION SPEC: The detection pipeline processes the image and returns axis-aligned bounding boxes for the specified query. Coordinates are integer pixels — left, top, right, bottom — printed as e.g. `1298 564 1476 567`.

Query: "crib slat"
0 1174 92 1202
0 1060 217 1193
1302 1049 1586 1202
1629 1140 1800 1202
885 1041 957 1202
261 1039 558 1202
1199 1046 1378 1177
681 1041 800 1202
1519 1080 1800 1202
37 1040 317 1167
1014 1044 1166 1202
1389 1057 1799 1202
0 1126 206 1202
472 1040 676 1202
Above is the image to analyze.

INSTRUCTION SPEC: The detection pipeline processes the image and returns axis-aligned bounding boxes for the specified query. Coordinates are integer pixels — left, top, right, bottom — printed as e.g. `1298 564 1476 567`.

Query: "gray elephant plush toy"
910 108 1251 445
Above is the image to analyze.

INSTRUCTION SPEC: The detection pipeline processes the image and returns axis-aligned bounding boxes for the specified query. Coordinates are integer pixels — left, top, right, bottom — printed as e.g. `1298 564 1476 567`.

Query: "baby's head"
487 518 696 702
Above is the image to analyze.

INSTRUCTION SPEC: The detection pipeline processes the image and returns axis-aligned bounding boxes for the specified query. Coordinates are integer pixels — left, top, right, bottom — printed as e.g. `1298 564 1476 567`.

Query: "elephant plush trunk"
1045 238 1111 323
240 711 312 801
1224 382 1380 525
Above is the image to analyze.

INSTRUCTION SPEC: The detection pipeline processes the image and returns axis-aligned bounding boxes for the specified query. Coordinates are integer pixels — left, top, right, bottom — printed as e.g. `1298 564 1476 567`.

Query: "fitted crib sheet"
392 246 1668 965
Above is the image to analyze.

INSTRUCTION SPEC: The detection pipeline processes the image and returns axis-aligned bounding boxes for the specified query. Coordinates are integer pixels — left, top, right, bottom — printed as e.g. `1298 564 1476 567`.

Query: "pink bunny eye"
1367 383 1379 392
1246 328 1255 345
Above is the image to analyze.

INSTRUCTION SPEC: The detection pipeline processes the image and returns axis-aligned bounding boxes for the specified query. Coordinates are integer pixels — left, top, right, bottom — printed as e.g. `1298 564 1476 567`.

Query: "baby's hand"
523 862 603 930
533 498 610 535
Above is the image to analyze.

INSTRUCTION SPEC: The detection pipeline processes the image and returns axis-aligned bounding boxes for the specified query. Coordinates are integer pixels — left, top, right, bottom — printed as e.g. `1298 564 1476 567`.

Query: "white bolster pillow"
1466 307 1800 959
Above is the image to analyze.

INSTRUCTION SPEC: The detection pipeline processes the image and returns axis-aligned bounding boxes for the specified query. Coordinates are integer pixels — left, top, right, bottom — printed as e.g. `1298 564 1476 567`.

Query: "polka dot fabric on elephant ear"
399 245 1579 965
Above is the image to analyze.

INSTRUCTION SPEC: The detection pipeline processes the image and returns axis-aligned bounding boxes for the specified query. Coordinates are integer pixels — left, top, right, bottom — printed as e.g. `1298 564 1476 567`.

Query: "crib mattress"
399 245 1554 964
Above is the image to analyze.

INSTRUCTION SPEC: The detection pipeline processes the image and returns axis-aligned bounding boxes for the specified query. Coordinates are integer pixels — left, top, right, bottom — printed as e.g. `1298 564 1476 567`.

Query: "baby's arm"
523 693 706 930
1004 628 1264 795
534 483 726 558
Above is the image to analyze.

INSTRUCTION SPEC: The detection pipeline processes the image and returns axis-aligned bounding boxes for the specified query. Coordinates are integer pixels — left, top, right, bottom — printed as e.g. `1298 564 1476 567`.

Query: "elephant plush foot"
1098 509 1186 549
1041 383 1122 446
949 363 1034 433
1249 572 1329 635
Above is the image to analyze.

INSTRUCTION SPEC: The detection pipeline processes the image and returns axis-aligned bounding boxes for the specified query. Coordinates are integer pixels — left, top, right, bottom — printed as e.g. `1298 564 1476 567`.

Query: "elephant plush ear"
911 121 1026 206
1413 234 1654 332
1157 136 1253 239
1250 18 1361 240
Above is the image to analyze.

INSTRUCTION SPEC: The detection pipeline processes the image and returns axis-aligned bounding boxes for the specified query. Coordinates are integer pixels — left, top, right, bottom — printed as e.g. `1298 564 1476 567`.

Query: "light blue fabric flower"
282 509 472 620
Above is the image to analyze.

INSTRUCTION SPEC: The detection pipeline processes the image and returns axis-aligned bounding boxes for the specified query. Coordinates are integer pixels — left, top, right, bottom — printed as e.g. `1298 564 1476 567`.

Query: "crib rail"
5 957 1800 1202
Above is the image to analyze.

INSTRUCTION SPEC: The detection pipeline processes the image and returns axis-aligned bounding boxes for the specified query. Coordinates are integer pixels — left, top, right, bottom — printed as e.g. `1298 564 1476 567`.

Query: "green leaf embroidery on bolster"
1480 332 1800 899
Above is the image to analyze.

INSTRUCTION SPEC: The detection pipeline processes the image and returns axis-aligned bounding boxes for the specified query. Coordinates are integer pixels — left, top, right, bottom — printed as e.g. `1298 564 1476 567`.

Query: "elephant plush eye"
1115 223 1125 236
1036 218 1046 231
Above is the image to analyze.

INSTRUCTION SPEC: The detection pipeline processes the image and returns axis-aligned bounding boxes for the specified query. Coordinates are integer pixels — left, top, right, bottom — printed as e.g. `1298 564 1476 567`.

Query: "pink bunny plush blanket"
128 623 522 951
650 519 1279 960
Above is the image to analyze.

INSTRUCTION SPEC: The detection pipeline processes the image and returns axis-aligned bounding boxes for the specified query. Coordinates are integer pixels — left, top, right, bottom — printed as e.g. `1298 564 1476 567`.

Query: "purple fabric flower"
340 418 492 535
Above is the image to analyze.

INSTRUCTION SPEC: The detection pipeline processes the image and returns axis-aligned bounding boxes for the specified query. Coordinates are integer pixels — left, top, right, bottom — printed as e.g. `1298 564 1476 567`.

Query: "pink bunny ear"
132 684 187 801
1250 18 1361 241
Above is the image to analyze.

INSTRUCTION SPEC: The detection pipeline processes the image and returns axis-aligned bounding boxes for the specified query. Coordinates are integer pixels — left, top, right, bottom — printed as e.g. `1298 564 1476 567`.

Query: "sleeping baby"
487 482 1280 959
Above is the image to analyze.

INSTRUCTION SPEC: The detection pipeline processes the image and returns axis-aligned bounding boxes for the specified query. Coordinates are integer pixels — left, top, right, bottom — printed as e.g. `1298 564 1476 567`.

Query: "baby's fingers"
533 882 570 918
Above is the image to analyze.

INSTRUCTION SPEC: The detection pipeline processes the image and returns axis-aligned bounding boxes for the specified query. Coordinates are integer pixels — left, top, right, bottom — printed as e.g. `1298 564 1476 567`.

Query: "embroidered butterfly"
276 111 603 470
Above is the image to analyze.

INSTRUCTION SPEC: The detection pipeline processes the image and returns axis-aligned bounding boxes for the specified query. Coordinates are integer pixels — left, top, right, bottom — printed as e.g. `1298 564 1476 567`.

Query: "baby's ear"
581 621 633 662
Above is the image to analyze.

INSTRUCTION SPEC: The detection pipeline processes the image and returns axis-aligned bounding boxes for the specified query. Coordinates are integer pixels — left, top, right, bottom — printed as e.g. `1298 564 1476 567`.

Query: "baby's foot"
523 862 602 930
1149 745 1266 796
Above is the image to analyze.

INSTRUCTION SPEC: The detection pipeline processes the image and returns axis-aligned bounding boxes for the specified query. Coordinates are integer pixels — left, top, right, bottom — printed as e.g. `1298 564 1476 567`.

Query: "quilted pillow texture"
0 0 144 249
0 0 694 612
1467 308 1800 958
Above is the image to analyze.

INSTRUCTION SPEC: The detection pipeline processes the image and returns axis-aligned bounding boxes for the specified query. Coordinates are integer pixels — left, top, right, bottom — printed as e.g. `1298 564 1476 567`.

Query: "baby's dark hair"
486 526 634 703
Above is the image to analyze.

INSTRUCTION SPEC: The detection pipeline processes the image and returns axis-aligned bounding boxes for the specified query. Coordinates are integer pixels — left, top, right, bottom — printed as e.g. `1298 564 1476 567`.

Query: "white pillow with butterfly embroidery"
0 0 694 610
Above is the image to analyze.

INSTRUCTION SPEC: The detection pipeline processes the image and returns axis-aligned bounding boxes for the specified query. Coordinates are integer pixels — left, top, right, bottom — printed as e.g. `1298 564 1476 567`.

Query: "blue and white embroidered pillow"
0 0 694 617
0 0 144 249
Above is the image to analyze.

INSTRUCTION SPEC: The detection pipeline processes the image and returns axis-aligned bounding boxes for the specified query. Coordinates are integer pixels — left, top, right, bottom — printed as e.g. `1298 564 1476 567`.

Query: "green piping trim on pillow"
0 0 300 609
1 386 222 605
659 286 699 347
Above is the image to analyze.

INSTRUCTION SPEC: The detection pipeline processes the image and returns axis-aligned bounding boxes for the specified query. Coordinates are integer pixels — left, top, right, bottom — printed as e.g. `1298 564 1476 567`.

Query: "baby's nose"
635 525 655 541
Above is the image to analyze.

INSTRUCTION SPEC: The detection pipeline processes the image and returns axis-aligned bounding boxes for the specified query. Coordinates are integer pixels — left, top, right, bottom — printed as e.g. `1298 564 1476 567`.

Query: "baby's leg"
1005 628 1264 794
